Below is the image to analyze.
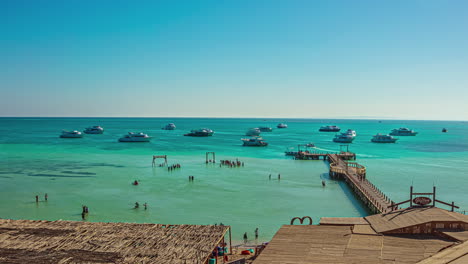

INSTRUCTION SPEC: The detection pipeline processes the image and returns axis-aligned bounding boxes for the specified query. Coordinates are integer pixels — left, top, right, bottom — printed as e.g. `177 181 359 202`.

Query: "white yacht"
241 137 268 146
277 123 288 129
343 129 357 137
119 132 151 142
60 130 83 138
258 126 273 132
389 128 417 136
319 125 341 132
84 126 104 134
333 134 355 143
245 128 261 136
162 123 176 130
371 134 398 143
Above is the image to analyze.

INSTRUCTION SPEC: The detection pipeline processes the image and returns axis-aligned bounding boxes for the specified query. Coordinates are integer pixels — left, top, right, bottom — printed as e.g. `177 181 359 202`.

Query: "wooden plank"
320 217 368 226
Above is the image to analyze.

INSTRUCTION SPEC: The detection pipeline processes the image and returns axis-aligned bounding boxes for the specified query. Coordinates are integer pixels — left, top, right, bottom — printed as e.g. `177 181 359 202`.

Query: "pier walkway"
296 151 395 214
294 151 356 161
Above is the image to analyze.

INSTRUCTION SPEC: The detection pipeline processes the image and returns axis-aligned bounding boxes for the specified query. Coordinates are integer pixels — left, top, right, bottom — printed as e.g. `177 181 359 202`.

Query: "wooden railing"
330 163 346 174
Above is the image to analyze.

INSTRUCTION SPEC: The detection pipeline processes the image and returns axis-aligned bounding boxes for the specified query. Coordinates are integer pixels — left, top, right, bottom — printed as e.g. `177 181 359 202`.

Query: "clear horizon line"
0 116 466 122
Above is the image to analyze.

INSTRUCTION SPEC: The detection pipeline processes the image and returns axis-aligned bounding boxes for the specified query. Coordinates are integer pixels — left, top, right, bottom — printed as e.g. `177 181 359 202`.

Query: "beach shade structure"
0 219 230 264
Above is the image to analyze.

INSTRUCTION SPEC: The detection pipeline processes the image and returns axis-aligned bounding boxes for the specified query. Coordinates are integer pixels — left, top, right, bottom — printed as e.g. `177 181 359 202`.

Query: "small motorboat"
162 123 176 130
60 130 83 138
442 128 448 133
119 132 151 142
84 126 104 134
319 125 340 132
277 123 288 129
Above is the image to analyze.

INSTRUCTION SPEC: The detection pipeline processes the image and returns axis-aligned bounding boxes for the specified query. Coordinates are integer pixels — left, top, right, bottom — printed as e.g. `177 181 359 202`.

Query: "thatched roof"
365 207 468 233
253 225 455 264
0 219 229 264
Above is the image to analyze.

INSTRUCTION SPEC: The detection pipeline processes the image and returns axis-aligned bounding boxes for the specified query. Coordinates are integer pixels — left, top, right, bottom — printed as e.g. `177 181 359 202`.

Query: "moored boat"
241 137 268 146
343 129 356 137
246 128 261 136
162 123 176 130
119 132 151 142
319 125 341 132
60 130 83 138
285 150 298 156
84 126 104 134
389 127 417 136
442 128 448 133
333 134 355 143
258 126 273 132
277 123 288 129
184 128 214 137
371 134 398 143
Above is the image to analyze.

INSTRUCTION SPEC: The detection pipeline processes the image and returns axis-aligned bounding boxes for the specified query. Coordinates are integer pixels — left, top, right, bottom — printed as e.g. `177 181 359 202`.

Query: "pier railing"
326 153 394 214
330 163 346 174
345 162 366 177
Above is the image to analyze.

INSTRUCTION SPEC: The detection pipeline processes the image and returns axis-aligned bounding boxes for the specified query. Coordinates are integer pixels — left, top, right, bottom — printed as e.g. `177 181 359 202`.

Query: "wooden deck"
294 151 356 160
253 225 455 264
319 217 368 226
366 207 468 234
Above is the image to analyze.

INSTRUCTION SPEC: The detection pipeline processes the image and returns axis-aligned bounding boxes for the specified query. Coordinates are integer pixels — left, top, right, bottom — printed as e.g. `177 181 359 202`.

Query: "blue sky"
1 0 467 120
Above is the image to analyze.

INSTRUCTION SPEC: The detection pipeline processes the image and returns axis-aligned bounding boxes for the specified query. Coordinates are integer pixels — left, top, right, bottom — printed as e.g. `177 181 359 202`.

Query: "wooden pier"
295 151 356 161
296 151 395 214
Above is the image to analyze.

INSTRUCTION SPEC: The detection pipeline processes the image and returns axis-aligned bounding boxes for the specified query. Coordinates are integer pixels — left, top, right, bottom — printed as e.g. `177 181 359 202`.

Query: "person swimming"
132 180 139 185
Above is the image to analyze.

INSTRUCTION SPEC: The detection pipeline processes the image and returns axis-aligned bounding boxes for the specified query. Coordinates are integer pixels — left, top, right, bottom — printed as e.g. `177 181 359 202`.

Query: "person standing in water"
35 195 39 203
143 203 147 210
243 232 248 244
44 193 48 201
255 228 258 239
134 202 139 209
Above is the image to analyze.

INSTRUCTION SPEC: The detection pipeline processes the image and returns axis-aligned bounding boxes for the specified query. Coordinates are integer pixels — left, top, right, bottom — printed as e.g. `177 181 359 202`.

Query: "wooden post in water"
410 186 413 207
205 152 216 163
229 226 232 256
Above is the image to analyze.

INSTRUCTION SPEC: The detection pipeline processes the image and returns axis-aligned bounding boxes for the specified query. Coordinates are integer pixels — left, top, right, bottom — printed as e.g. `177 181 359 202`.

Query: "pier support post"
229 226 232 255
410 186 413 207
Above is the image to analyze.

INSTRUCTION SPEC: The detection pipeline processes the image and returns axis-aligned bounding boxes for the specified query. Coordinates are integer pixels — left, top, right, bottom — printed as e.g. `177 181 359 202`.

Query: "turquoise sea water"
1 118 468 243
